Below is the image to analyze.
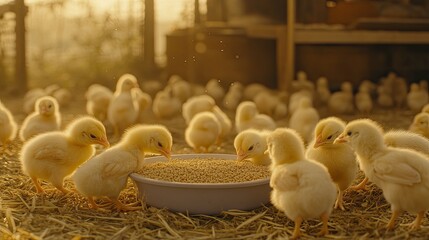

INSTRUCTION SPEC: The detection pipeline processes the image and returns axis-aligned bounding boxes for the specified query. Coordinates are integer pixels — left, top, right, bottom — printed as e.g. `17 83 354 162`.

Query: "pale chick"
268 128 336 239
305 117 357 210
422 103 429 114
288 90 313 115
291 71 315 94
392 77 408 108
108 74 140 138
182 94 216 124
376 85 394 108
52 88 72 108
243 83 268 101
352 129 429 191
409 112 429 138
335 119 429 230
234 129 271 166
289 97 320 144
72 124 172 211
20 116 109 194
355 85 373 114
235 101 276 133
85 84 113 122
212 106 232 145
315 77 331 107
407 83 429 112
328 81 354 114
205 78 225 104
223 82 243 111
185 111 221 153
167 75 192 103
0 101 18 145
152 88 182 119
19 96 61 142
23 88 47 114
132 87 153 123
253 90 278 116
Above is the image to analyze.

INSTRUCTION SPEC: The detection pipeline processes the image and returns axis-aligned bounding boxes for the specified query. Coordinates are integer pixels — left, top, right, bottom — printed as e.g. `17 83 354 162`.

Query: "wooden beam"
15 0 27 92
143 0 156 77
284 0 295 91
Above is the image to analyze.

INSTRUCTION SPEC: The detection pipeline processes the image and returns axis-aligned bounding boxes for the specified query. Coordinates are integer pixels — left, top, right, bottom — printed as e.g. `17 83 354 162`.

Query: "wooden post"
143 0 156 77
15 0 27 92
284 0 295 91
194 0 201 25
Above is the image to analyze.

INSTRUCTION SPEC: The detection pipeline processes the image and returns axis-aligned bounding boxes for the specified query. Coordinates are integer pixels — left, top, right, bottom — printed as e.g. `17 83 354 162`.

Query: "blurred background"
0 0 428 93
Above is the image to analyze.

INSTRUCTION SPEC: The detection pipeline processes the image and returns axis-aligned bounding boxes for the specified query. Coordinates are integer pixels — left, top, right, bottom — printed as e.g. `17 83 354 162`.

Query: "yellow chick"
185 111 221 152
108 74 140 138
306 117 357 210
234 129 271 166
206 78 225 104
243 83 268 101
212 106 232 145
24 88 47 114
291 70 315 94
409 112 429 138
44 84 61 96
288 90 313 115
20 116 109 194
132 88 153 123
422 103 429 113
72 124 172 211
19 96 61 142
167 75 192 103
315 77 331 107
152 88 182 119
329 81 354 114
268 128 336 239
289 98 319 144
392 77 408 108
85 84 113 122
52 88 72 108
0 101 18 145
377 85 394 108
235 101 276 133
336 119 429 230
407 83 429 112
355 86 373 114
182 94 216 124
223 82 243 111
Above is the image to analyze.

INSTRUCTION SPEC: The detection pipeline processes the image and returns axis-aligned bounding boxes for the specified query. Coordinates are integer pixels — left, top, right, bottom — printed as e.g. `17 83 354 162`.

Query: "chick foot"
31 177 45 194
291 217 303 240
316 212 329 237
409 211 424 231
87 197 111 212
386 210 400 231
351 177 368 191
111 199 141 211
334 192 345 211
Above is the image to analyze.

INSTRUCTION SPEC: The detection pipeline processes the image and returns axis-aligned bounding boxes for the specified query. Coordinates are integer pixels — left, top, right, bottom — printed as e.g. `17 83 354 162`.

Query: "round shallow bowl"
130 154 271 215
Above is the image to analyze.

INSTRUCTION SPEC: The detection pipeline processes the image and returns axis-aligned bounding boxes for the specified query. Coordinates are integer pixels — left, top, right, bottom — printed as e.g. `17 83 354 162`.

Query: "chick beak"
313 135 324 148
334 134 348 144
98 137 110 148
236 149 248 161
160 149 171 160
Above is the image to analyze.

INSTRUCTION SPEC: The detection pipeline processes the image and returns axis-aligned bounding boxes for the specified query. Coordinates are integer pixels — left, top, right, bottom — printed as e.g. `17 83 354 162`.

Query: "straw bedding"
1 94 428 239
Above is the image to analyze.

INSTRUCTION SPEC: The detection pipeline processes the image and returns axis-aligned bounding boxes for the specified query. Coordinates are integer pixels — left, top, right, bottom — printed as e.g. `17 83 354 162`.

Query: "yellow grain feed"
138 158 270 183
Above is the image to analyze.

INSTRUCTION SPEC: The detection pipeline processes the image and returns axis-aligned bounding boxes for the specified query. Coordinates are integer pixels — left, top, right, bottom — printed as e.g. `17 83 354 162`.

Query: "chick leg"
386 209 401 230
334 189 345 211
31 177 45 194
351 177 368 191
410 211 424 230
87 197 99 209
110 198 141 211
291 216 303 240
316 212 329 237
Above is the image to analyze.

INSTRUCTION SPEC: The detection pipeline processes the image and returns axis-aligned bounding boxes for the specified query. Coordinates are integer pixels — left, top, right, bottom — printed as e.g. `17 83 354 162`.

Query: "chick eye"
89 134 97 139
347 131 352 136
48 105 52 108
248 145 254 151
158 142 163 148
327 135 332 140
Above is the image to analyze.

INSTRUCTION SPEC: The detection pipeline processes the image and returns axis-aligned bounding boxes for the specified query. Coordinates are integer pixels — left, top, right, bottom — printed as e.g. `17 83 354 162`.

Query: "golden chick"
19 96 61 142
223 82 243 111
20 116 109 194
167 75 192 103
212 106 232 145
52 88 72 108
329 81 354 114
73 124 172 211
306 117 357 210
185 111 221 152
23 88 47 114
268 128 336 239
407 83 428 112
235 101 276 133
182 94 216 124
288 90 313 115
234 129 271 166
85 84 113 122
152 88 182 119
205 78 225 104
289 97 320 144
409 112 429 138
243 83 268 101
0 101 17 145
107 74 140 139
355 86 373 114
132 87 153 123
315 77 331 107
336 119 429 230
422 103 429 113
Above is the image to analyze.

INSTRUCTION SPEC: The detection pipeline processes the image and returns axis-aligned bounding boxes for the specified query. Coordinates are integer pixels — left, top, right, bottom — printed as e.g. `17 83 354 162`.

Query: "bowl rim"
130 153 270 189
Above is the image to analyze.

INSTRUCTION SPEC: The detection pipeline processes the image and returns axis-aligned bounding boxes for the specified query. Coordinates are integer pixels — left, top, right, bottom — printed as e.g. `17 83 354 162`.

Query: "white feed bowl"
130 154 271 215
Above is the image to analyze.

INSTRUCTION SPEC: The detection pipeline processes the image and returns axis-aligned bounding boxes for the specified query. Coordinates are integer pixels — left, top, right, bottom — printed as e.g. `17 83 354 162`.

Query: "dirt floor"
0 89 428 240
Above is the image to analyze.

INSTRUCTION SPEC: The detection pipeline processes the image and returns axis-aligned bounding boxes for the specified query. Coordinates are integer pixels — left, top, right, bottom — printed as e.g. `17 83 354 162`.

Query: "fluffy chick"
205 79 225 103
306 117 357 210
422 103 429 113
182 95 216 124
315 77 331 107
234 129 271 166
407 83 429 112
152 88 182 119
289 98 320 144
243 83 268 101
0 101 18 145
73 124 172 211
212 106 232 145
132 87 153 123
409 112 429 138
168 75 192 103
52 88 72 108
20 116 109 194
19 96 61 142
24 88 47 114
235 101 276 133
223 82 243 111
185 111 221 152
377 85 394 108
288 90 313 115
268 128 336 239
336 119 429 230
108 74 140 138
355 86 373 114
85 84 113 122
329 82 354 114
